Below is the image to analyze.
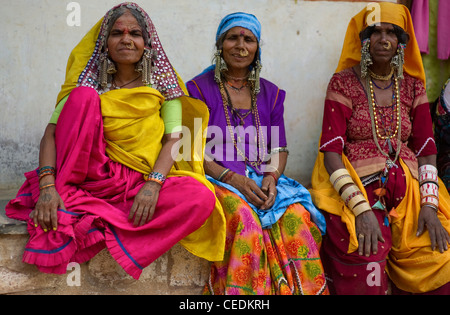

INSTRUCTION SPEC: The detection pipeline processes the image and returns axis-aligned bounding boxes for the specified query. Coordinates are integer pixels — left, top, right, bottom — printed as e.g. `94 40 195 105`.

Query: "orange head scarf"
336 2 426 84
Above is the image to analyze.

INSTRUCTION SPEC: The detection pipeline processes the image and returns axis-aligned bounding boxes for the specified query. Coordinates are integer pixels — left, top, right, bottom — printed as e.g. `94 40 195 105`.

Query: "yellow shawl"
55 16 226 262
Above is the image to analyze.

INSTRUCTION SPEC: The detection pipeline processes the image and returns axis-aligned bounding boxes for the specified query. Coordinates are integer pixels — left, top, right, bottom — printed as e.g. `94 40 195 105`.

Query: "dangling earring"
360 39 373 79
214 49 228 83
391 43 405 80
136 47 153 85
248 60 262 94
99 49 116 89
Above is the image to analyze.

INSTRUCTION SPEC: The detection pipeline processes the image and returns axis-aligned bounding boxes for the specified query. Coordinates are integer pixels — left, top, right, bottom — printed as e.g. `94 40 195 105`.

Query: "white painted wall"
0 0 390 189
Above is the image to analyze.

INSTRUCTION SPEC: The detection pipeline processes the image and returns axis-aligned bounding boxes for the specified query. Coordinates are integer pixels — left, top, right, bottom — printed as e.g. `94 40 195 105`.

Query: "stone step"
0 192 27 235
0 190 210 295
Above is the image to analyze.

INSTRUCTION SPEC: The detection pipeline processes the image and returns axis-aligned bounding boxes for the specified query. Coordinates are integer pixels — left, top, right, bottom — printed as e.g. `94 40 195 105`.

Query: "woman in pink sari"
6 2 225 280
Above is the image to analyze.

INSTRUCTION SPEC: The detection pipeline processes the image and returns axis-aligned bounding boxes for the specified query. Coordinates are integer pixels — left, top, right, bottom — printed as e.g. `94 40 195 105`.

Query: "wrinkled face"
107 10 145 66
221 27 258 72
369 22 399 65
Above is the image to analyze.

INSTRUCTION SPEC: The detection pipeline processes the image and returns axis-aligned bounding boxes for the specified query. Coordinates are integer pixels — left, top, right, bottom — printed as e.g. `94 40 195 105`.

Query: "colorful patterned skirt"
204 184 329 295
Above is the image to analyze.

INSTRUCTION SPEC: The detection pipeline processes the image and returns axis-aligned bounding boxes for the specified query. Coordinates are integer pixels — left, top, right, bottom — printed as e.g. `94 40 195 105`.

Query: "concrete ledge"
0 195 210 295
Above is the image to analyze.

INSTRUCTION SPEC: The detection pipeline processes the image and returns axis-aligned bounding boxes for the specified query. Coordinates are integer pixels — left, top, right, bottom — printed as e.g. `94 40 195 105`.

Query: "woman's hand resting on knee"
31 186 65 232
129 181 161 227
355 210 385 257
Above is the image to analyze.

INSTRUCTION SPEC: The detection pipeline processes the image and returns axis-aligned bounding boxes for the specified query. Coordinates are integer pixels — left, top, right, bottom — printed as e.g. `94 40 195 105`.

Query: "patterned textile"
57 2 184 104
207 166 326 232
204 184 328 295
5 87 217 279
320 69 436 179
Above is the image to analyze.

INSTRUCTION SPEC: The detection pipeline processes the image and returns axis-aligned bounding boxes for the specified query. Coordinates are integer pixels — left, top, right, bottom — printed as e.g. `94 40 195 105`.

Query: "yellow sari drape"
99 86 226 262
310 152 450 293
55 16 226 263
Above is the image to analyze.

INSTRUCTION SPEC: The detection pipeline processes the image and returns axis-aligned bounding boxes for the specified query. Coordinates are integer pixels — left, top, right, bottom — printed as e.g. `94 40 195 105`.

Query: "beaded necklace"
367 74 403 226
225 80 248 93
368 75 402 161
219 80 266 172
370 78 401 142
368 67 395 81
371 78 394 90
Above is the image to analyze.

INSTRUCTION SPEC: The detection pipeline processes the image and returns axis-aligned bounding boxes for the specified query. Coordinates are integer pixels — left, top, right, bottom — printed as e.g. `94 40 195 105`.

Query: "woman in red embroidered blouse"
310 2 450 295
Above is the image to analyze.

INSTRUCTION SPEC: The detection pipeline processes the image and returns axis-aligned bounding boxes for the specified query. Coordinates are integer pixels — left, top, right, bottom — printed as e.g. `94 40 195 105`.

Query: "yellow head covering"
56 2 188 105
336 2 426 84
54 3 226 262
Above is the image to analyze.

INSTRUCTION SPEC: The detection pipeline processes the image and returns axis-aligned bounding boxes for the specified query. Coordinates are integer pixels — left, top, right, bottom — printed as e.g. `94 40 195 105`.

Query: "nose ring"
126 41 135 49
239 49 249 57
383 41 392 50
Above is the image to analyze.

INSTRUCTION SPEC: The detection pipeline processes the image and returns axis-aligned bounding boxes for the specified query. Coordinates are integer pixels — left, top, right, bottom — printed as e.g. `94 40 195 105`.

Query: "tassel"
389 208 399 219
374 188 386 197
372 200 386 210
384 216 390 227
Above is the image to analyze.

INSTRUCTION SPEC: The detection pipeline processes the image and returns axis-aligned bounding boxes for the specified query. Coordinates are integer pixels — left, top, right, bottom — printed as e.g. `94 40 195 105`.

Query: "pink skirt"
6 86 215 279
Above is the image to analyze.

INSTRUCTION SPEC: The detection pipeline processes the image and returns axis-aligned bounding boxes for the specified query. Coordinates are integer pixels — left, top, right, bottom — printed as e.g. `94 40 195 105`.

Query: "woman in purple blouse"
186 12 328 295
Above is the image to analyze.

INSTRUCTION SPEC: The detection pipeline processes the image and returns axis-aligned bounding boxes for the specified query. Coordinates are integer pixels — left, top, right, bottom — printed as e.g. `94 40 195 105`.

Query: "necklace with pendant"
225 80 248 93
112 74 142 89
367 74 402 226
219 80 266 173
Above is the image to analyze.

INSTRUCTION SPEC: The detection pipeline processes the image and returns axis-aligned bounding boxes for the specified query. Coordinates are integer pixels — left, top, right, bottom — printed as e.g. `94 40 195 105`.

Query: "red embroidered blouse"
319 68 436 179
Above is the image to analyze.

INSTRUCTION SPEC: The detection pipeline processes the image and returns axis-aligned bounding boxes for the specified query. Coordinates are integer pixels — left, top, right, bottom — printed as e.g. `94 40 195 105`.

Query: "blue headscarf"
216 12 262 62
197 12 262 77
216 12 261 43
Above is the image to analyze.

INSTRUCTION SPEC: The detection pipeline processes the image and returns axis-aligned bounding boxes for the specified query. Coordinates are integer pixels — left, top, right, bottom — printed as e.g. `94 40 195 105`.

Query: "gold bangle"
39 183 55 190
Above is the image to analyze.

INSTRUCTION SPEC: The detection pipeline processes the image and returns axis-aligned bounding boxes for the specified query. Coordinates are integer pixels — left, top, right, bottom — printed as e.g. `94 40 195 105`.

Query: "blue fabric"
216 12 262 62
197 12 263 78
216 12 262 43
207 167 326 234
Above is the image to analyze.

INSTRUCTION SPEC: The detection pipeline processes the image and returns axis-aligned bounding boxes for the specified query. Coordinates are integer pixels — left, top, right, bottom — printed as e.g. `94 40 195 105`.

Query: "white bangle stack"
418 165 439 211
330 168 372 217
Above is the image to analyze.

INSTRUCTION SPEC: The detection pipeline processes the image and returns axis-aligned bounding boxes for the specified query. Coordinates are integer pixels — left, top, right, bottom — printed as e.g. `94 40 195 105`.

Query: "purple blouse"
187 69 287 176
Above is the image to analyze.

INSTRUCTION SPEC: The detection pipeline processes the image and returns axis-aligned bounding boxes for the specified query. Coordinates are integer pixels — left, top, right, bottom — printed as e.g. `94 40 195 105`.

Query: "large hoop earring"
99 49 116 89
214 50 228 83
360 39 373 79
136 47 153 85
391 43 405 80
248 60 262 94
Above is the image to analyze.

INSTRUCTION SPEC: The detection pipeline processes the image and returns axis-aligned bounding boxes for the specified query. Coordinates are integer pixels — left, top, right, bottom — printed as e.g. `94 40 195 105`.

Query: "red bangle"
222 171 235 184
265 172 278 184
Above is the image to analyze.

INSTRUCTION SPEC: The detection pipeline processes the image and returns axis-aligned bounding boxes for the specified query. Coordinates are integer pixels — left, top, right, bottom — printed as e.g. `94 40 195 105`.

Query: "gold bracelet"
39 183 55 190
